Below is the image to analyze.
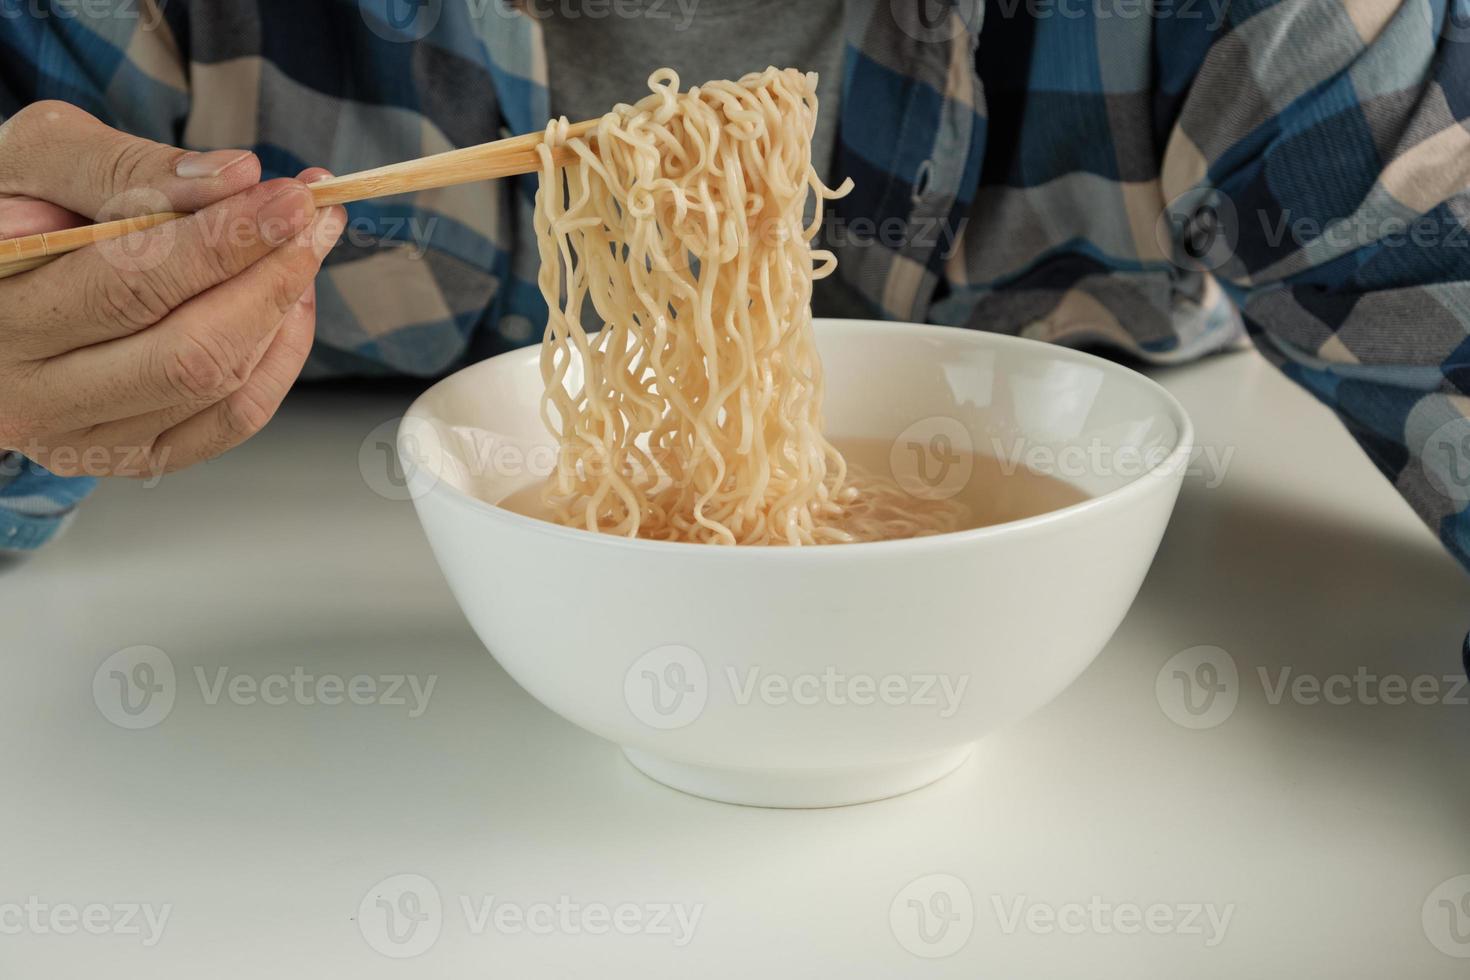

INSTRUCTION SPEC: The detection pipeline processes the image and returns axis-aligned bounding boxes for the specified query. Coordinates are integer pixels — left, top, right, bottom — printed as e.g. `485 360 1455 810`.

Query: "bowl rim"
401 318 1196 559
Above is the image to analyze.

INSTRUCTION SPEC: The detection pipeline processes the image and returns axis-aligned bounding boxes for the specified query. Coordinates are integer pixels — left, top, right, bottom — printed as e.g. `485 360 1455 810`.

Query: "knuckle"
170 211 269 297
88 264 174 332
263 262 309 317
220 390 275 442
144 236 231 306
191 237 238 287
98 138 155 203
163 333 249 402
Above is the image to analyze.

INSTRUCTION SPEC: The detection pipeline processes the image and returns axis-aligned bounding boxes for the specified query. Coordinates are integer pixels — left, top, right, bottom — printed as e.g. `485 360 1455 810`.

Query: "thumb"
0 100 261 221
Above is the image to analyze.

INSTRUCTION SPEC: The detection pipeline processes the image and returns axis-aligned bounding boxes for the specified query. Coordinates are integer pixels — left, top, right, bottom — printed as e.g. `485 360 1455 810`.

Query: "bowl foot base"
621 744 975 808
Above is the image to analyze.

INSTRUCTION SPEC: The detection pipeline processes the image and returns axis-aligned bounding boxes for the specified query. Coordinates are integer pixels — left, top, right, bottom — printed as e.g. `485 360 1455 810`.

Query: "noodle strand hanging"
533 67 966 545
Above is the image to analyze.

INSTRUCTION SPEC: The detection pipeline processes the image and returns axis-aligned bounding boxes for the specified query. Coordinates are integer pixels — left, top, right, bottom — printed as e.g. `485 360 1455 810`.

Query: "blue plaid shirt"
4 0 1470 596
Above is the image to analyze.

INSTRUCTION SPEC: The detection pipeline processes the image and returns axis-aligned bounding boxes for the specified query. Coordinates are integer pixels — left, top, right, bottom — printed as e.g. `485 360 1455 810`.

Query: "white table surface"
3 347 1468 979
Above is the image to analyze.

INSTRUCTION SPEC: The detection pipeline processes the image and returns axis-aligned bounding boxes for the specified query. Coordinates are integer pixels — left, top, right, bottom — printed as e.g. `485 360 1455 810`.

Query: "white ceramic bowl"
400 320 1192 807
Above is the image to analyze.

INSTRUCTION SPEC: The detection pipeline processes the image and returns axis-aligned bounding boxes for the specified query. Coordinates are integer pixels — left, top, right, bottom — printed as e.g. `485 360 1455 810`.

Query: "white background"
2 349 1468 977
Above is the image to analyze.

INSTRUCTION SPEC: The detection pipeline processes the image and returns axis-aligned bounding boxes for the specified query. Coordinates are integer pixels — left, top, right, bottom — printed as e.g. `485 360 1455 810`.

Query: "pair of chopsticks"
0 118 599 280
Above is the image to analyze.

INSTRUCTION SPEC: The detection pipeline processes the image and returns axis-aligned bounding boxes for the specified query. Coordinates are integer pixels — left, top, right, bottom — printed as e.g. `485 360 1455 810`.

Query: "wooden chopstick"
0 118 599 281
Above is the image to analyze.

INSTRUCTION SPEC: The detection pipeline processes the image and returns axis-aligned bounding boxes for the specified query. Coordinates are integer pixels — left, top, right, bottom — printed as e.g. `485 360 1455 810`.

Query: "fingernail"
175 149 253 179
258 184 316 246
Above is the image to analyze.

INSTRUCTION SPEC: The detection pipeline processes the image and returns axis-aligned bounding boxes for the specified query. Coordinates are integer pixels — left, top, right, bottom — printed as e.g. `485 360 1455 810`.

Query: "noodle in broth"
533 67 967 545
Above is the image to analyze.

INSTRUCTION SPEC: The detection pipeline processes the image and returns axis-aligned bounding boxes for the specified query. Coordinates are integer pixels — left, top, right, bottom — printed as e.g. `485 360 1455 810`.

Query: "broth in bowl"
495 436 1088 541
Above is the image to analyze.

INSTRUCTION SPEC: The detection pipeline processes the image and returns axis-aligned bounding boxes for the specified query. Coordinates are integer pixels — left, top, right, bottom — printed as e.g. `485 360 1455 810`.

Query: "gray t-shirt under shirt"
537 0 873 318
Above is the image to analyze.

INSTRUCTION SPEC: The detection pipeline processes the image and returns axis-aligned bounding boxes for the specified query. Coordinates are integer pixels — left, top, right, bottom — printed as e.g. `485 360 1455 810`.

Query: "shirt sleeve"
1157 1 1470 571
0 3 190 551
0 454 96 553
